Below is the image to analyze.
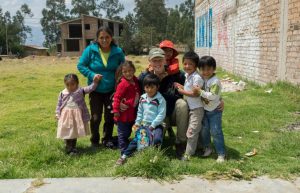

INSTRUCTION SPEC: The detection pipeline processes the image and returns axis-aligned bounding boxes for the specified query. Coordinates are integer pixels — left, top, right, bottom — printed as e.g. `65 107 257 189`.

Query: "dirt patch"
281 122 300 132
221 77 246 92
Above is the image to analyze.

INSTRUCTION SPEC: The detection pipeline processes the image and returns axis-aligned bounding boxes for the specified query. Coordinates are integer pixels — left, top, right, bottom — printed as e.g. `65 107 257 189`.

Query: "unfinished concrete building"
58 15 123 57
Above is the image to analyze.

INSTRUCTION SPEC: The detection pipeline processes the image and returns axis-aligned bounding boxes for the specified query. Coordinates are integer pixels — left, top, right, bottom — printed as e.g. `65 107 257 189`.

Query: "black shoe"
105 141 115 149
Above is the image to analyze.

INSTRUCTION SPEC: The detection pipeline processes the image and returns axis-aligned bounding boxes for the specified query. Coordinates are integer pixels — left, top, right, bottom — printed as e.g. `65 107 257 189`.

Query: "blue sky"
1 0 185 46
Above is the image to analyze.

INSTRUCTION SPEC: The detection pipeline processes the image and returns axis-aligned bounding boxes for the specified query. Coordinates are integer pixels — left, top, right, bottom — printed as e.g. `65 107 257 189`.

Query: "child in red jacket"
159 40 180 75
113 61 141 155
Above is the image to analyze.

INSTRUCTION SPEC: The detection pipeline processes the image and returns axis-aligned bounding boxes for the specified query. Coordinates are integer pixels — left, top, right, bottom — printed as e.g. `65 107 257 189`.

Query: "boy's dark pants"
64 139 77 153
89 91 114 145
117 121 134 155
123 125 163 156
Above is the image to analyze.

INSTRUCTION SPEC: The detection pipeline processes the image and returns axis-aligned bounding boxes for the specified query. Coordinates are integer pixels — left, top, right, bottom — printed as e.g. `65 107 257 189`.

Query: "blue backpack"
136 126 154 151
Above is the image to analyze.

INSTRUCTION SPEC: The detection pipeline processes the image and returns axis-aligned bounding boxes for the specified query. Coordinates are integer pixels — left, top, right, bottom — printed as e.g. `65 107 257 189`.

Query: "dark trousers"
123 125 163 156
89 91 114 145
64 139 77 153
117 121 134 155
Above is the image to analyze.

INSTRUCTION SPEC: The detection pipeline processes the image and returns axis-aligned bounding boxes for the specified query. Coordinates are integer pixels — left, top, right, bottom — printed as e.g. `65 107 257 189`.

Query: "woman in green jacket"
77 26 125 148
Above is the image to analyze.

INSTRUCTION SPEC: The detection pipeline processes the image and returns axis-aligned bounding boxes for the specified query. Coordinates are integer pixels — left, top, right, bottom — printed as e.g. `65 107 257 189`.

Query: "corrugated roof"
59 14 123 25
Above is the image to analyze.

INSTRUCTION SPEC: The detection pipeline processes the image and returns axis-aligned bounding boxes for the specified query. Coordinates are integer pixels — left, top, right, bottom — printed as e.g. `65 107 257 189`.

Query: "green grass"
0 56 299 180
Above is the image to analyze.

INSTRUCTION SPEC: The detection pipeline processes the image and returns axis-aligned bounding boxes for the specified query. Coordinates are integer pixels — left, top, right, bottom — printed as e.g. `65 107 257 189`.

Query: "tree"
70 0 99 17
40 0 69 48
134 0 168 47
0 4 33 55
178 0 195 48
119 13 143 54
98 0 124 20
165 6 181 42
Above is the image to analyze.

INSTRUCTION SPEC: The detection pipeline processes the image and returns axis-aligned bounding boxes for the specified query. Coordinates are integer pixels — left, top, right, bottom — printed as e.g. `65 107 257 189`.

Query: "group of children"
55 40 226 164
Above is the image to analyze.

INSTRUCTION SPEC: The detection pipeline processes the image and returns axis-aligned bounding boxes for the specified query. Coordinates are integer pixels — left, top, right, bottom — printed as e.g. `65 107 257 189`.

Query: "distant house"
58 14 123 57
22 45 49 57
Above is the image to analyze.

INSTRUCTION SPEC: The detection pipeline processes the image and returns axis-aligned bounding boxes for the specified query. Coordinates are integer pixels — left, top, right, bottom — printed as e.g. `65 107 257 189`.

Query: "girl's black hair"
199 56 217 70
182 51 200 68
143 73 160 87
64 73 79 84
96 26 117 46
115 60 136 84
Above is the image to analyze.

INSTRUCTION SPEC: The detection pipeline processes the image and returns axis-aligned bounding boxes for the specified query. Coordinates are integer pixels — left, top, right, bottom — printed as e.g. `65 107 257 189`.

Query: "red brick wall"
195 0 300 85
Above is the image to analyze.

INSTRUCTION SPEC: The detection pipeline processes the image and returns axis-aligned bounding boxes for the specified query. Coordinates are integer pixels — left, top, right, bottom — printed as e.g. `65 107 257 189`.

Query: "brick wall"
195 0 300 85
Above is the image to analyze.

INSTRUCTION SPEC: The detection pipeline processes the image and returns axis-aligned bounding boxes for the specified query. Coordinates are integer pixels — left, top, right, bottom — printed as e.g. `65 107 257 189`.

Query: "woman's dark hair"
64 73 79 84
115 60 136 83
96 26 117 46
199 56 217 70
143 73 160 87
182 51 200 68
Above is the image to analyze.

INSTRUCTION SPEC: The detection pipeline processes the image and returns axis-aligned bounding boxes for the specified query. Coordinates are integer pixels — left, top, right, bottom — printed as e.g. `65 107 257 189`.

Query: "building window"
108 22 114 35
119 24 123 36
85 24 90 30
65 39 80 52
57 44 62 52
69 24 82 38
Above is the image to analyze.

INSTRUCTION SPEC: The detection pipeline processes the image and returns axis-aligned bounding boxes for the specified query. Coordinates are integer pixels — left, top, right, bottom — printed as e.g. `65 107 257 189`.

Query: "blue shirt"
135 92 167 128
77 42 125 93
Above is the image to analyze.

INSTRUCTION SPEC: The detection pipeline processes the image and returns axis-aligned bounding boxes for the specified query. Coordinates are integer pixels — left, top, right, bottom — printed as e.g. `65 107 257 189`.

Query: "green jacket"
77 42 125 93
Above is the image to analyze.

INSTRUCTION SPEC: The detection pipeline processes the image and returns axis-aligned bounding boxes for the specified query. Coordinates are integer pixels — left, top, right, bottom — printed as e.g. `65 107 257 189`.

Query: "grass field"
0 55 299 180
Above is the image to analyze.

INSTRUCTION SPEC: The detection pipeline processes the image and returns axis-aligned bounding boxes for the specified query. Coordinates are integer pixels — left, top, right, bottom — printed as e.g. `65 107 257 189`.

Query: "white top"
200 74 222 111
65 95 79 109
184 71 204 110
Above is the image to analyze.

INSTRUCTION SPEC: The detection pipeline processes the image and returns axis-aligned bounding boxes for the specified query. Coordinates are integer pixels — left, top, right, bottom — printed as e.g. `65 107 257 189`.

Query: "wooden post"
81 14 86 53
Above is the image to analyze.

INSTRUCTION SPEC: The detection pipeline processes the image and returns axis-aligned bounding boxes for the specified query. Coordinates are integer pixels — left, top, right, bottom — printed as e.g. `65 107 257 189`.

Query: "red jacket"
166 57 180 75
113 76 141 123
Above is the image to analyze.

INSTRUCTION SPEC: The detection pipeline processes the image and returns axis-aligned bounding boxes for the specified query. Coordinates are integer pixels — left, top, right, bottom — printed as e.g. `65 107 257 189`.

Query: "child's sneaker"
181 154 190 161
216 155 225 163
115 157 126 166
202 147 212 157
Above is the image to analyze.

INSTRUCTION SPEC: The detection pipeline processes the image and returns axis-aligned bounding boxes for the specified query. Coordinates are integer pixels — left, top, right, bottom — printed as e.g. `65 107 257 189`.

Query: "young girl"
174 51 204 161
55 73 101 155
113 61 141 156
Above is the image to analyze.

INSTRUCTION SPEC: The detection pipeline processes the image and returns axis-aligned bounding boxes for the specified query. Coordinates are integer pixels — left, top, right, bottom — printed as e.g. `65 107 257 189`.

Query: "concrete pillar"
278 0 288 81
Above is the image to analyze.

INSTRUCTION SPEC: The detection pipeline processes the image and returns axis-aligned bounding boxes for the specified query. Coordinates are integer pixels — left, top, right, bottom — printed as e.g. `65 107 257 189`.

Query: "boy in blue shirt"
116 73 167 165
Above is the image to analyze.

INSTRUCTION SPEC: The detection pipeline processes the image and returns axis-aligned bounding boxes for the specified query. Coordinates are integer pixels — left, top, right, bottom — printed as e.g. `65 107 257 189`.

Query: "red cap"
159 40 178 57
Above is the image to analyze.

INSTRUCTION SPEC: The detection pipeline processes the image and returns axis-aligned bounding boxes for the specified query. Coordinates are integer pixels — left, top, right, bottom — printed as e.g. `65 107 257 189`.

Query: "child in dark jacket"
113 61 141 155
